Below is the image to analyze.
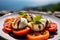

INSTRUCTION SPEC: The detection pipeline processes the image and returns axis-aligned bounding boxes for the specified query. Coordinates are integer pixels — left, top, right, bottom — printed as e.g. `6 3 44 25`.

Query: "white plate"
0 13 60 40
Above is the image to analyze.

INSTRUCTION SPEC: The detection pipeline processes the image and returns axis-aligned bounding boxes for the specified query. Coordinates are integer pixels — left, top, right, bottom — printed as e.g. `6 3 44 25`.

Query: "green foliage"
23 3 60 12
41 7 47 12
50 3 60 13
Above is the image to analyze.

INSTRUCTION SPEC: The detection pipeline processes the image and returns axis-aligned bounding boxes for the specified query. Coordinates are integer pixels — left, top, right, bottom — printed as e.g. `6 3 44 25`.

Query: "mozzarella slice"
39 24 44 31
33 24 39 31
40 19 47 27
27 16 31 21
12 18 28 29
28 23 32 28
19 18 28 29
47 19 51 24
21 18 28 24
12 18 20 29
28 23 44 31
40 19 51 28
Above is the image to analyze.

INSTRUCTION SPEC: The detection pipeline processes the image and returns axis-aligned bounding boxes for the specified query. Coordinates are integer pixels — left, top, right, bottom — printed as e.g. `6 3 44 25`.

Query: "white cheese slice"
40 19 47 27
33 24 39 31
12 18 28 29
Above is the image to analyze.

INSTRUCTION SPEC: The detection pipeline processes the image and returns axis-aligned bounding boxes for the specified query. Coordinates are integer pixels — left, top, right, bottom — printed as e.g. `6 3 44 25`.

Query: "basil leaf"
18 11 26 16
35 21 42 24
33 14 42 22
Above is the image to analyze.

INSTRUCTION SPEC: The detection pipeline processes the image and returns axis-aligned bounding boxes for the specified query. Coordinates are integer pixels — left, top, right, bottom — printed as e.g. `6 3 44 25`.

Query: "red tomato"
3 18 15 33
48 22 57 32
27 30 49 40
13 27 30 36
4 22 12 28
4 18 15 23
3 27 12 33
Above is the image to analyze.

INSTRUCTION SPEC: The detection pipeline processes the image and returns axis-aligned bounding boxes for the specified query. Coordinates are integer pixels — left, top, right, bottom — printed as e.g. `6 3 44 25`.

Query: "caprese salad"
3 11 57 40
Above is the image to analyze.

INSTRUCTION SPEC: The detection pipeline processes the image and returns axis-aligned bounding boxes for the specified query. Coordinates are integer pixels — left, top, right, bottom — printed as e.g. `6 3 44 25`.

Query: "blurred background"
0 0 60 18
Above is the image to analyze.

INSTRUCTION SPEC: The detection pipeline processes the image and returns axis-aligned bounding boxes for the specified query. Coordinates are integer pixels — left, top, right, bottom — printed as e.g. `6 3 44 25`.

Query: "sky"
0 0 60 11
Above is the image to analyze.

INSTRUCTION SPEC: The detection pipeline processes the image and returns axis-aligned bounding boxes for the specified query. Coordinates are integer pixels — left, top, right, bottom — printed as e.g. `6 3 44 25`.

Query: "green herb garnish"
18 11 26 17
33 14 42 24
35 21 42 24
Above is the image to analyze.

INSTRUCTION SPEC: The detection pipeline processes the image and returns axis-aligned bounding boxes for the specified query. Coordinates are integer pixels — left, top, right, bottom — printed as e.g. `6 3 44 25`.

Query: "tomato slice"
3 18 15 33
4 18 15 23
27 30 49 40
13 27 30 36
3 27 12 33
48 22 57 32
